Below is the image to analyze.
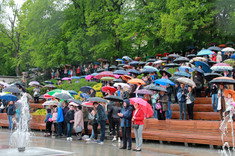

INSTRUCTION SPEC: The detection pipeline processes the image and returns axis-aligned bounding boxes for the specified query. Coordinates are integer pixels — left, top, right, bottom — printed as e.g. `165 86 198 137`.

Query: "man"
93 102 107 144
7 101 16 130
56 102 64 138
63 101 69 136
177 84 187 120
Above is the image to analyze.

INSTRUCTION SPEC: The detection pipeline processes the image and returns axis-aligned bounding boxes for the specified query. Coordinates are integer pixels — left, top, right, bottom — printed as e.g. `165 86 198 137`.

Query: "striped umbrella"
95 71 115 79
211 63 233 72
134 89 153 95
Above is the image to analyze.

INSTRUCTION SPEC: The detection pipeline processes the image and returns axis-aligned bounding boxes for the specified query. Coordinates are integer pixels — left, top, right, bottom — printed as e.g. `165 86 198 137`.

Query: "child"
44 109 52 137
225 93 234 112
65 105 75 141
51 106 58 136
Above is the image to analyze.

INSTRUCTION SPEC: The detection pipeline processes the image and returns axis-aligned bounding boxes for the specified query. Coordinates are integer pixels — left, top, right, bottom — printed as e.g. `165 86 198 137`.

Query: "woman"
157 91 168 120
51 106 58 136
193 71 203 97
86 107 98 142
74 105 84 140
122 86 129 100
118 99 133 150
110 102 121 143
177 84 187 120
151 91 159 119
7 101 16 130
211 83 218 112
186 86 195 120
161 72 169 79
217 84 226 120
132 103 145 152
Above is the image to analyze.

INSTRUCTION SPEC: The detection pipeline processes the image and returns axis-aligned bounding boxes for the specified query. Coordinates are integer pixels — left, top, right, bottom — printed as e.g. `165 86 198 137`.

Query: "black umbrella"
169 76 182 83
97 69 105 73
209 77 235 84
147 59 156 62
68 99 82 105
55 77 61 80
113 70 129 75
208 61 217 66
226 42 234 46
187 54 196 59
138 62 146 66
88 97 108 103
168 54 180 58
109 65 117 69
173 57 189 63
161 57 169 60
104 95 123 102
144 84 167 92
3 86 21 93
204 73 222 81
117 64 125 67
80 86 94 93
159 69 172 78
113 79 123 83
53 93 73 100
128 61 139 66
128 69 140 75
44 81 54 84
208 46 221 51
164 63 180 68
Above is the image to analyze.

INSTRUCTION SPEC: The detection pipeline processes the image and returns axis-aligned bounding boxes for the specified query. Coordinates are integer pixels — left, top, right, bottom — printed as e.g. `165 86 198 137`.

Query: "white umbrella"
153 60 165 64
29 81 40 86
176 77 196 87
113 83 130 88
222 47 235 52
42 101 59 106
0 82 9 87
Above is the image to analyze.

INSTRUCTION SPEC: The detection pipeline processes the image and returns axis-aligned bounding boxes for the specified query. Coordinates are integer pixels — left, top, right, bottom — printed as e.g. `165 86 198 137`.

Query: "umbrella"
71 76 81 79
164 63 180 68
0 94 17 101
208 61 217 66
67 90 78 96
53 93 73 100
178 66 194 72
62 77 72 81
154 78 175 86
143 66 159 72
204 73 222 81
117 64 125 67
153 60 165 64
122 56 132 61
80 86 94 93
147 59 156 62
128 69 140 75
94 62 100 65
88 97 107 103
193 57 207 62
82 102 94 107
209 77 235 84
224 59 235 67
139 62 147 66
208 46 222 51
95 71 115 79
113 70 129 75
68 99 82 105
109 65 117 69
129 98 153 118
219 44 227 48
226 42 234 46
43 93 53 99
44 81 54 84
55 77 61 80
100 77 115 81
44 84 56 88
211 63 233 72
102 86 117 94
91 73 98 76
144 84 167 92
29 81 40 86
224 90 235 101
128 78 146 85
193 67 204 74
0 82 9 87
42 101 58 106
161 57 168 60
80 93 90 99
69 102 79 107
156 54 163 57
85 75 94 80
169 76 182 83
174 72 191 78
222 47 235 52
187 54 196 59
168 54 180 58
194 61 212 73
3 86 21 93
97 69 105 73
104 95 123 102
231 54 235 59
129 61 139 66
176 77 196 86
116 58 124 62
121 75 133 82
113 83 130 88
134 89 153 95
47 89 72 97
134 57 142 61
159 69 172 77
173 57 189 63
113 79 123 83
197 49 213 56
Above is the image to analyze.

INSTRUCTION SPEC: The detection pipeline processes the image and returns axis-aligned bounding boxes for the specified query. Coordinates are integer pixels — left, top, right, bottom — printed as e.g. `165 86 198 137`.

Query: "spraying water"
9 93 31 152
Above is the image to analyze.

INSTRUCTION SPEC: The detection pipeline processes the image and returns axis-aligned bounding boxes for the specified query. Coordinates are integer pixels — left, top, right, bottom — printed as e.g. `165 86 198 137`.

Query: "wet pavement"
0 128 222 156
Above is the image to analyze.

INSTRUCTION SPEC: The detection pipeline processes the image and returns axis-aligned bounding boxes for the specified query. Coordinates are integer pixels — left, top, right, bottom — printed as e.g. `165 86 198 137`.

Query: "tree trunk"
16 64 20 76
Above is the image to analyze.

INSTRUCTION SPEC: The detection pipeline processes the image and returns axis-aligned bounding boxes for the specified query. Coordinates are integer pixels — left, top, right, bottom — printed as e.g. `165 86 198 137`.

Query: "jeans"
179 102 186 120
166 101 172 119
212 94 218 112
45 122 52 134
8 115 13 129
157 110 166 120
93 123 98 140
152 103 158 119
84 121 88 135
99 120 106 142
121 127 132 148
90 129 94 140
133 124 143 149
187 103 194 120
67 122 74 137
58 122 63 136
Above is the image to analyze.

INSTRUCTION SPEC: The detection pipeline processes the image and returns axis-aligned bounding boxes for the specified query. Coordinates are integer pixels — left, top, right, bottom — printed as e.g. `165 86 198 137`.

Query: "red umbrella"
164 53 170 56
102 86 117 94
82 102 94 107
95 71 115 79
43 93 53 99
129 98 153 118
156 54 163 57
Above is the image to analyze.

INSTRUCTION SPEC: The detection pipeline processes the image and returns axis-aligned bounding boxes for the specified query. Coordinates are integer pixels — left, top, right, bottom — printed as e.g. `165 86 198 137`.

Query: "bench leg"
159 141 163 144
184 143 188 147
192 143 196 146
167 141 171 144
209 145 214 149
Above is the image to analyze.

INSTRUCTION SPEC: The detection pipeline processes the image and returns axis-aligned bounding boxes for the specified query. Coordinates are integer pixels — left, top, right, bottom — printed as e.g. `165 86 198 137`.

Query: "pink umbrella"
213 63 231 67
114 75 121 78
129 98 153 118
62 77 72 81
83 102 94 107
95 71 115 79
85 75 94 80
43 93 53 99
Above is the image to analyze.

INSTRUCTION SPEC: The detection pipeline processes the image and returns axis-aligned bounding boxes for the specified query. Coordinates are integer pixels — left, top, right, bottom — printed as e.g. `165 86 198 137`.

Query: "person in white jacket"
216 52 222 63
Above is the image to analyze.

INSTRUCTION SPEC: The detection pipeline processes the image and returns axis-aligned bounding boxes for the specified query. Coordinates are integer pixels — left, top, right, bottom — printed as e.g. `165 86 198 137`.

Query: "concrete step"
171 104 214 112
171 111 220 120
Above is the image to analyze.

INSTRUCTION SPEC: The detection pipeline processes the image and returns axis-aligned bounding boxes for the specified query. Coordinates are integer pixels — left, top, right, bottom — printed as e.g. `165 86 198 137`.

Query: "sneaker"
67 137 70 141
118 139 121 143
98 141 104 145
112 137 117 142
85 138 91 141
70 137 73 141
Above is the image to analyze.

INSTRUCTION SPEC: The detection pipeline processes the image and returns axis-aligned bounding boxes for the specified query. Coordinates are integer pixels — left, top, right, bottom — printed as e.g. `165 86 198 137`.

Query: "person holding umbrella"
7 101 16 130
157 91 168 120
186 86 195 120
177 84 187 120
118 99 133 150
193 71 203 97
151 90 159 119
33 86 40 103
217 84 226 120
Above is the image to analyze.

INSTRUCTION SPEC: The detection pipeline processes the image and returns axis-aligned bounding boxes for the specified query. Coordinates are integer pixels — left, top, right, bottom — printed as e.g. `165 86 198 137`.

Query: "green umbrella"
224 59 235 67
100 77 115 81
48 89 72 96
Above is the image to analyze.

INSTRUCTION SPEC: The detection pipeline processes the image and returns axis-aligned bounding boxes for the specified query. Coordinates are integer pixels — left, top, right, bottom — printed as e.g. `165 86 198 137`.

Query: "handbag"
155 103 162 110
75 126 83 133
133 124 139 129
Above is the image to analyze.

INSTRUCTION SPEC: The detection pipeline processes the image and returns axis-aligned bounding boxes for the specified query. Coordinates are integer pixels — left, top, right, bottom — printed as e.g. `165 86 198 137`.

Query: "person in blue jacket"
57 102 64 137
118 99 133 150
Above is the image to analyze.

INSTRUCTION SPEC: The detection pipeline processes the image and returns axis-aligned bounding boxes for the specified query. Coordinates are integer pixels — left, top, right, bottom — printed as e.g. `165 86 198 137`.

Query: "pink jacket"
74 110 84 129
52 112 57 123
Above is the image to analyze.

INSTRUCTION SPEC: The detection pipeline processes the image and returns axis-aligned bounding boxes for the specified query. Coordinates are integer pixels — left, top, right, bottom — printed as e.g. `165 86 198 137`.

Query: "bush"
31 109 46 115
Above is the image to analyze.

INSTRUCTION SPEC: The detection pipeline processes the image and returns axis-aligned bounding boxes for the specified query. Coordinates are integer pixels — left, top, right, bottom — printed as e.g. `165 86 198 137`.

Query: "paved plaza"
0 128 223 156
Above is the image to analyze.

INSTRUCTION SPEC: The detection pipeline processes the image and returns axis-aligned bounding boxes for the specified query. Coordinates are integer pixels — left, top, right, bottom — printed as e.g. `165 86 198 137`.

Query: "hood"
123 99 130 108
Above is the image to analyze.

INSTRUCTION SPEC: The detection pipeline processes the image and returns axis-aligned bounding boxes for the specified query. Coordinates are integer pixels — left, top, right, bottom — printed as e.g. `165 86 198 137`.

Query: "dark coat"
97 104 107 122
7 105 16 115
120 106 133 127
65 110 74 123
159 94 169 111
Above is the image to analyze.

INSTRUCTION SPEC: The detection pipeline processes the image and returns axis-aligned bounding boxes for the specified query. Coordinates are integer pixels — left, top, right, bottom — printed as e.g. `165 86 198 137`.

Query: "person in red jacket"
132 103 145 152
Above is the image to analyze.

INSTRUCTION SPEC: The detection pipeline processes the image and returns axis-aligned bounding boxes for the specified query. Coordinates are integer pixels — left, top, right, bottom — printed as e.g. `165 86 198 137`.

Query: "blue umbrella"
80 86 95 93
231 54 235 59
116 58 124 62
174 72 191 78
208 46 221 51
193 67 204 74
0 94 18 101
80 93 90 99
94 62 100 65
141 68 156 74
194 61 212 73
178 66 194 72
197 49 213 56
143 66 159 72
71 76 81 79
154 78 175 86
91 73 98 76
80 75 87 78
67 90 78 96
113 70 129 75
128 69 140 75
122 56 132 61
128 61 139 66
